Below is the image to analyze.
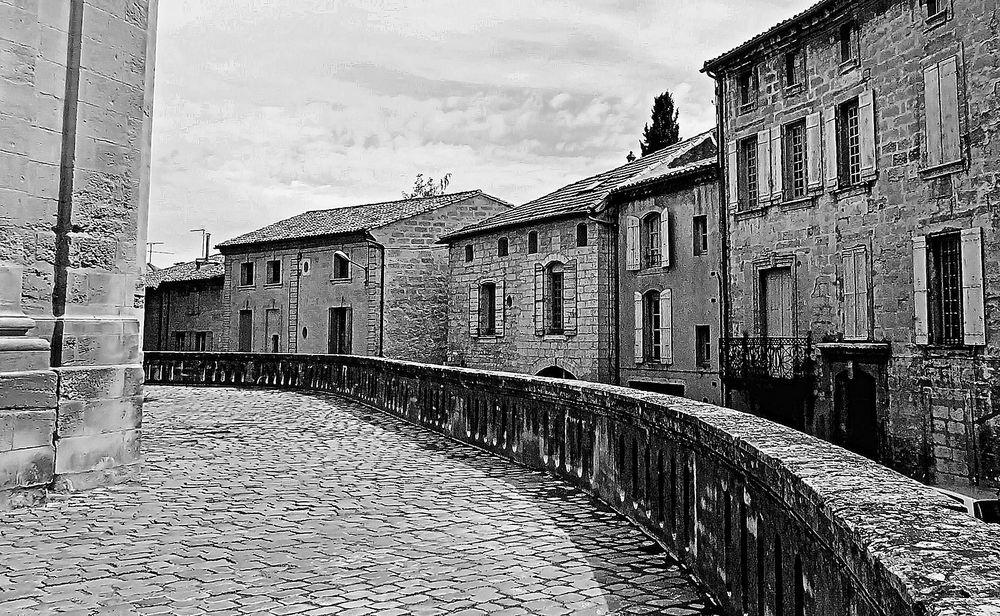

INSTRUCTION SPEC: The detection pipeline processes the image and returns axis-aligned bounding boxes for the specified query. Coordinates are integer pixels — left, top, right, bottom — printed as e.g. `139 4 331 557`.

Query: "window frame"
784 47 805 91
738 135 759 210
838 22 858 66
332 253 351 281
837 97 863 187
497 237 509 257
239 261 255 287
644 290 662 362
641 212 662 268
527 231 538 254
783 119 808 201
265 259 282 285
693 215 708 256
737 66 758 112
927 232 964 346
695 325 712 368
464 245 474 263
479 282 497 336
576 223 588 247
546 263 565 335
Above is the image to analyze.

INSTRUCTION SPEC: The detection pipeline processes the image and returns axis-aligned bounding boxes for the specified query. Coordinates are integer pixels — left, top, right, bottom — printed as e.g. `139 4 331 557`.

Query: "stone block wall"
143 278 225 351
0 0 158 507
446 215 612 382
716 0 1000 487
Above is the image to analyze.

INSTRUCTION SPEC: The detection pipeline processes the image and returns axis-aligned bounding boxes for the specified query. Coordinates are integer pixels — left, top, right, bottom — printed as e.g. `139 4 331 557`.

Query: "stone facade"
0 0 158 507
611 164 723 404
143 259 225 351
217 192 510 364
445 216 612 382
705 0 1000 490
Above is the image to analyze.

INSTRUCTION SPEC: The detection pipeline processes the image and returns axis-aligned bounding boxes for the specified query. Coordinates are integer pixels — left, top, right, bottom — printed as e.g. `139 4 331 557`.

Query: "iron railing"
720 334 814 382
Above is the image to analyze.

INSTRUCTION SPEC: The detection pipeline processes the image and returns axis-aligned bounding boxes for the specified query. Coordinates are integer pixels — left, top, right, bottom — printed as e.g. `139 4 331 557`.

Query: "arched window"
546 262 564 334
464 244 474 262
479 282 497 335
642 213 661 268
644 290 662 361
333 253 350 280
576 222 588 247
527 230 538 254
497 237 509 257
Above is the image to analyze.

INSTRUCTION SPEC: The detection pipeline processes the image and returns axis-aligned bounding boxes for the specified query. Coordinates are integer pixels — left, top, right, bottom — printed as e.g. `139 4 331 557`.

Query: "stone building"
0 2 158 507
703 0 1000 491
595 131 723 403
442 133 719 386
216 191 509 364
143 257 225 351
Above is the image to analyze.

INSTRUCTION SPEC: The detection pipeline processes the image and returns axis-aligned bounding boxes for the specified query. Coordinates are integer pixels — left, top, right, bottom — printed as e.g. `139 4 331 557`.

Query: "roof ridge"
305 189 483 214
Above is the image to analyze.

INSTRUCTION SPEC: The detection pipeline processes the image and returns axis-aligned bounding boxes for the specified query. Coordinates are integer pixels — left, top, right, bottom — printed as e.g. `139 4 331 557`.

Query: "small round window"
301 327 308 339
302 260 310 274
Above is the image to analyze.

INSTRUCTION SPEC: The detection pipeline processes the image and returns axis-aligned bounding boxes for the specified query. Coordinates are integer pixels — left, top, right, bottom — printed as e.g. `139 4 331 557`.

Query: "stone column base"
0 370 58 512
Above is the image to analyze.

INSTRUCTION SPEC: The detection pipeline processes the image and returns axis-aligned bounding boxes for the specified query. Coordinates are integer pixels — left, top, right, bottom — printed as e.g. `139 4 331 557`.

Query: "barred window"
929 233 963 345
642 213 661 268
479 282 497 335
548 264 564 334
738 136 758 209
838 98 862 186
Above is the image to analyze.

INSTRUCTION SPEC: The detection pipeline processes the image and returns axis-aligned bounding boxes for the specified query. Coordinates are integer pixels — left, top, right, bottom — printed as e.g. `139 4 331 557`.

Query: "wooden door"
237 310 252 352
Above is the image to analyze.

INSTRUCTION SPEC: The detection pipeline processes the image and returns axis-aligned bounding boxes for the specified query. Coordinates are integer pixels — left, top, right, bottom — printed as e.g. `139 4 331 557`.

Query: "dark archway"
834 368 879 460
537 366 576 380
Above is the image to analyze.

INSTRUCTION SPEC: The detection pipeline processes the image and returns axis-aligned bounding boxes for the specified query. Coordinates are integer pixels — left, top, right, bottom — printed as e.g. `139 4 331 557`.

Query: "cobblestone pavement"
0 386 718 615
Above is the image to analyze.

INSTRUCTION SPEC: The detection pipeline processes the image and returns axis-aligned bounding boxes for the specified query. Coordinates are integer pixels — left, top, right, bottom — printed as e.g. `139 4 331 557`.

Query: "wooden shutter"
344 306 353 354
843 252 858 339
806 112 823 191
660 289 673 364
770 125 783 201
757 129 771 203
495 278 505 338
563 261 578 336
913 236 929 345
939 56 961 165
660 212 671 268
726 140 739 210
859 89 877 180
823 107 839 188
961 227 986 346
856 250 870 339
534 264 545 336
634 292 643 363
924 63 943 167
469 284 480 338
626 216 640 271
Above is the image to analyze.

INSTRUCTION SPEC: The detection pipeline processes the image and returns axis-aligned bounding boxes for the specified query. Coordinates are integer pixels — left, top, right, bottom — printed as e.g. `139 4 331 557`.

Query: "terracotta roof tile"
145 256 224 289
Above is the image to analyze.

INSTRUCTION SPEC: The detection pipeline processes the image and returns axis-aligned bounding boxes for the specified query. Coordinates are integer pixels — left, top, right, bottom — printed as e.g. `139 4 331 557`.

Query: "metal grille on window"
551 272 564 333
743 138 758 209
646 216 661 267
845 102 861 185
933 235 963 344
789 123 806 199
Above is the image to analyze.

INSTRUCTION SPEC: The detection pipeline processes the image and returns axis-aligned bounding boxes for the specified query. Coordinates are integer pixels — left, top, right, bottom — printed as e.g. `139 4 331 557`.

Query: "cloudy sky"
148 0 815 266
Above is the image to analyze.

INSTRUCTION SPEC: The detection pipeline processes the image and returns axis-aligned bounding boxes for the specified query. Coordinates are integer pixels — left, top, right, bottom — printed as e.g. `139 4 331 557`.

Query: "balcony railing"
720 334 814 382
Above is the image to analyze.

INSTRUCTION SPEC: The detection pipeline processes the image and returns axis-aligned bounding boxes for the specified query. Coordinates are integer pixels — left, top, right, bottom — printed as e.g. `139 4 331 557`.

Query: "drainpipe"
365 238 387 357
708 68 731 407
589 203 619 385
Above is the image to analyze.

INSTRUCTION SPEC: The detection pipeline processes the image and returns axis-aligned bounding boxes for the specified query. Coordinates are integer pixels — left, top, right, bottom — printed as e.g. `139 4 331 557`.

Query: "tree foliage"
638 91 680 156
402 173 452 198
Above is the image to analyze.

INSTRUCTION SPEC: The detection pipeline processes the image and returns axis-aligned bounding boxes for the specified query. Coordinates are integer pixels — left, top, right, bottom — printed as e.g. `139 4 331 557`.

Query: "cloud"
149 0 818 265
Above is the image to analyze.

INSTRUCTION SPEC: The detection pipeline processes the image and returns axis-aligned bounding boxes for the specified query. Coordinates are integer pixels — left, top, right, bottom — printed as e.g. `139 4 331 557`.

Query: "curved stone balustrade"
143 352 1000 616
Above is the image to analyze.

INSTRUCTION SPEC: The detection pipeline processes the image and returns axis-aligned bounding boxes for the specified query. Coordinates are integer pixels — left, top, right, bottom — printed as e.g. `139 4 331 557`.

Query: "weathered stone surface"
0 371 57 410
56 394 141 437
53 428 139 476
0 446 54 491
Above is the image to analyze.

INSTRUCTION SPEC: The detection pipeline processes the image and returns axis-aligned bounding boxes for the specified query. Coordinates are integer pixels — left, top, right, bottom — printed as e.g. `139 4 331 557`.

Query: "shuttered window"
625 216 640 271
842 248 870 340
479 282 496 336
923 56 962 168
784 120 807 200
914 228 986 346
738 136 759 210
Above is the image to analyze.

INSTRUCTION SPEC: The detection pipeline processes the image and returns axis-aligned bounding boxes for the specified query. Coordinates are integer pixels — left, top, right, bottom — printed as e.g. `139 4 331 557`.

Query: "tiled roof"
702 0 840 72
440 130 716 242
610 156 717 194
145 256 224 289
217 190 506 249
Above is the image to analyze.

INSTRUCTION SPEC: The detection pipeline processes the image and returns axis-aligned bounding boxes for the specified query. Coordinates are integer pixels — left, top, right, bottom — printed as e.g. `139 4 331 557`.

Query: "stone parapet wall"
145 351 1000 616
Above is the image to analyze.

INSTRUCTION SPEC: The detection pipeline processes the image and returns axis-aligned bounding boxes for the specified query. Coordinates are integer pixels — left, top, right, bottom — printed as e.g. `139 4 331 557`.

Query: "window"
760 267 794 337
696 325 711 368
265 259 281 285
738 135 759 210
693 216 708 256
839 22 857 64
479 282 497 335
738 67 757 110
270 334 279 353
528 231 538 254
548 264 564 334
237 310 252 352
301 259 311 275
576 223 588 247
328 307 352 354
923 56 962 168
644 291 662 362
332 253 350 280
785 48 805 89
642 213 662 268
239 261 255 286
929 233 963 345
784 120 807 200
174 331 187 351
195 331 208 351
926 0 946 19
497 237 509 257
838 98 862 186
465 245 474 262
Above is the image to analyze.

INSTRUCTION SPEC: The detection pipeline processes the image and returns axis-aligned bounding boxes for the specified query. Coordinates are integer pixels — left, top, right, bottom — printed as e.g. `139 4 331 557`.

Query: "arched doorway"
834 368 879 460
537 366 576 380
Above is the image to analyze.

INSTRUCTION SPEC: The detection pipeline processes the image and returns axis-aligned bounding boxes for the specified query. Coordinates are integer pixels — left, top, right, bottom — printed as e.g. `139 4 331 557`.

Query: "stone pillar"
0 0 158 505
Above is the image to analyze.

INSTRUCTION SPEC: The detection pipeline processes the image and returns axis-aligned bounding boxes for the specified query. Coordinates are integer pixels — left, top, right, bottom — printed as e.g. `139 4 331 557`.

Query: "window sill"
474 335 502 343
237 284 255 290
925 11 948 30
779 196 815 210
330 277 353 284
738 103 757 116
264 282 282 288
784 84 804 97
917 343 981 356
832 183 873 199
542 333 569 341
839 59 859 74
734 205 767 220
919 159 965 179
